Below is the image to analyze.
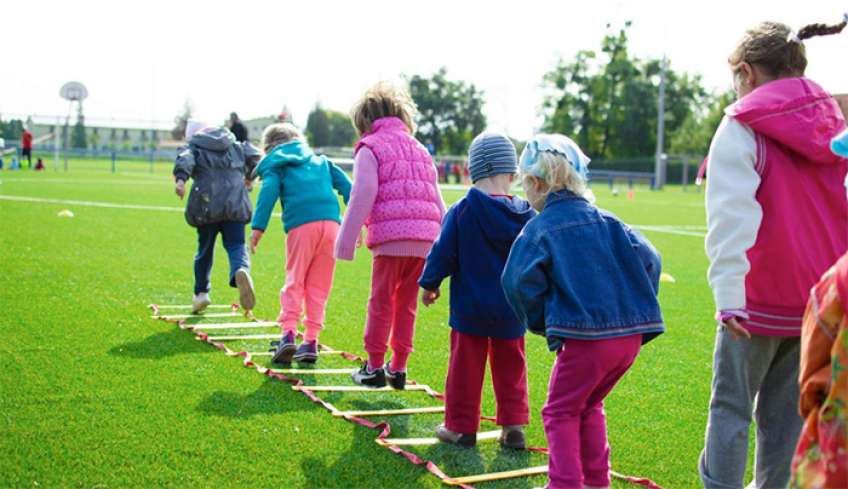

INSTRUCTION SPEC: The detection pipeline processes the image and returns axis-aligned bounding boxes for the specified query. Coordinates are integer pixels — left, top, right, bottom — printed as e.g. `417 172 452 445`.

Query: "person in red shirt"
21 128 33 169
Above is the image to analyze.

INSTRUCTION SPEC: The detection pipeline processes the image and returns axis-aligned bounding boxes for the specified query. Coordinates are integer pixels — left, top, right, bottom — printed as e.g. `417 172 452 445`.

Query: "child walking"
419 132 536 449
173 120 261 314
250 123 351 364
700 19 848 489
336 82 445 389
501 134 664 489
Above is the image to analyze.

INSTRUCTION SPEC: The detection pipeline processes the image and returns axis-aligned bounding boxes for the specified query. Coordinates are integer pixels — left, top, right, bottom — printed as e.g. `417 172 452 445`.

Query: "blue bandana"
833 129 848 158
519 134 591 180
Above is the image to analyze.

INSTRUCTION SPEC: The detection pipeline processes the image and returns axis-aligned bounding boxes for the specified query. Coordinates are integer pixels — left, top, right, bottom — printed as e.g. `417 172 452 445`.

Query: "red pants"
444 329 530 434
363 256 425 372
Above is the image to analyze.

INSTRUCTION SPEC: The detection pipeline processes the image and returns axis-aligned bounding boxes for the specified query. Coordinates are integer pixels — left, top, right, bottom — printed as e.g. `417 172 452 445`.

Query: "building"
30 123 171 152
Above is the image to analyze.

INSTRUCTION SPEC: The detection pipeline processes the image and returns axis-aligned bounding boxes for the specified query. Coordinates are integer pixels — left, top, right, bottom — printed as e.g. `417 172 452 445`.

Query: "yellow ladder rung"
379 430 502 446
333 406 445 417
443 465 549 486
293 385 430 392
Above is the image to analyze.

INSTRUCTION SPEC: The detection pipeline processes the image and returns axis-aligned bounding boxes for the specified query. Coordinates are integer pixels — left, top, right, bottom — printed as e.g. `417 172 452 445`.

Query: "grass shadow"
108 328 211 359
195 377 314 418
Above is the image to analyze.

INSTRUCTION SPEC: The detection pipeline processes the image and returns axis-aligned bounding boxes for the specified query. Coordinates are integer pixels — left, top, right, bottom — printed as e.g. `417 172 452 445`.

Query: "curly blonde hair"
350 81 418 136
261 123 304 154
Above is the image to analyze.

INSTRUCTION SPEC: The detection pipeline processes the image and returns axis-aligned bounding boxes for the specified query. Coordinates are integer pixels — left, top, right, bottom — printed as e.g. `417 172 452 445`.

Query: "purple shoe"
272 331 296 364
293 340 318 364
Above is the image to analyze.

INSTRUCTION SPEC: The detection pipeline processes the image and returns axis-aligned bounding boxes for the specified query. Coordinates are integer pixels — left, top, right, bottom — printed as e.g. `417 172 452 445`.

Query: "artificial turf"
0 159 751 488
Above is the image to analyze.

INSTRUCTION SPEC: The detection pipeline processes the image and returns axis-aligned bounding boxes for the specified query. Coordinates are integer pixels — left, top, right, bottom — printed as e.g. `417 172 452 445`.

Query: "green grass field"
0 161 734 488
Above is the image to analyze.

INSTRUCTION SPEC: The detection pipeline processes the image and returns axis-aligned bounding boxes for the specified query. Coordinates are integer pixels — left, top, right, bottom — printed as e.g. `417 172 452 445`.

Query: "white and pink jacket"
335 117 445 260
706 77 848 336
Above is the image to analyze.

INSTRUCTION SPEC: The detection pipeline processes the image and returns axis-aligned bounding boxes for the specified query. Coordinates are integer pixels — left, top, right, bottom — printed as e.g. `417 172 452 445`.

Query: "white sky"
1 0 846 139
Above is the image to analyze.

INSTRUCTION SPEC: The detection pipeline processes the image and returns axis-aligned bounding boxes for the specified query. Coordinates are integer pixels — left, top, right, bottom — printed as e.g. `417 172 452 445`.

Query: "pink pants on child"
363 255 425 372
444 329 529 434
278 220 339 343
543 335 642 489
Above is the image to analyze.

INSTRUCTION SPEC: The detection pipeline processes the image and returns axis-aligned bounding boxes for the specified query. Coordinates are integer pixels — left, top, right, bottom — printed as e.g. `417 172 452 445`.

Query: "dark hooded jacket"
173 128 261 227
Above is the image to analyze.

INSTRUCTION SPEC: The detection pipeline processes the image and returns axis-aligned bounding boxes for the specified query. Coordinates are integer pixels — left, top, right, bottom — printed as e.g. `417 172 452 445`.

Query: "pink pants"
278 221 339 343
543 335 642 489
444 329 529 434
363 255 425 372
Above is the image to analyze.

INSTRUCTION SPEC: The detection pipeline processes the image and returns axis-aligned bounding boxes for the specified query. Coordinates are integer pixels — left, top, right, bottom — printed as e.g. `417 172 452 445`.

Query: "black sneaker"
384 363 406 390
499 426 526 450
435 424 477 448
293 341 318 364
272 331 296 364
351 363 386 388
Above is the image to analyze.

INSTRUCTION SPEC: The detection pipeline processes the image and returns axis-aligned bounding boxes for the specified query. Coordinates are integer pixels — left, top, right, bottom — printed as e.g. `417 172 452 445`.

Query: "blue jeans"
194 221 249 294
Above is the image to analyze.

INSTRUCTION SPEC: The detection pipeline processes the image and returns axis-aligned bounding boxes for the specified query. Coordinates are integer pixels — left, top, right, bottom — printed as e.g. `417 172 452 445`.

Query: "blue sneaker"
272 331 296 364
293 341 318 364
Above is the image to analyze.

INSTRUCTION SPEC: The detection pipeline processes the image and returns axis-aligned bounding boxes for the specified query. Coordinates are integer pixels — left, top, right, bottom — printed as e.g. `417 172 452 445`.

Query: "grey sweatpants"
699 326 803 489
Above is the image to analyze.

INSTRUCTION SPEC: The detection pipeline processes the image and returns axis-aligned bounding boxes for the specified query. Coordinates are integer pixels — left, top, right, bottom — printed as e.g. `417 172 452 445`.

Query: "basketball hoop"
60 81 88 102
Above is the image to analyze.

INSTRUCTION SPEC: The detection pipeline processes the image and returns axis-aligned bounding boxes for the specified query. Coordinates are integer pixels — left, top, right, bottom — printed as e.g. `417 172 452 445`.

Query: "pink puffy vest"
727 78 848 336
355 117 442 247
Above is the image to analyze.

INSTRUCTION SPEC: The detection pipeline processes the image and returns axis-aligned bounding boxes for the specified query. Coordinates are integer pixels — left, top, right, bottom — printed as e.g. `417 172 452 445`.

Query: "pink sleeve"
435 181 447 218
335 147 379 260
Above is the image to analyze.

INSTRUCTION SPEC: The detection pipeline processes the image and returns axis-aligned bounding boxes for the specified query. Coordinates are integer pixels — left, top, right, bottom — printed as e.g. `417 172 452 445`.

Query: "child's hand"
175 180 186 200
250 229 263 254
356 229 364 248
244 179 253 191
421 288 440 307
723 317 751 340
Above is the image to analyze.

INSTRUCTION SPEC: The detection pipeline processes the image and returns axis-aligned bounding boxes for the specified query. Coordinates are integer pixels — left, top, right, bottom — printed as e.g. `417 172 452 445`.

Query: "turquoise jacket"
251 140 352 233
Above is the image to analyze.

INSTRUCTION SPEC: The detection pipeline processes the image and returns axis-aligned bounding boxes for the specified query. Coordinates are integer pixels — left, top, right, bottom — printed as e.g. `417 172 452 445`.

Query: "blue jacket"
419 187 537 339
501 190 664 351
251 140 352 233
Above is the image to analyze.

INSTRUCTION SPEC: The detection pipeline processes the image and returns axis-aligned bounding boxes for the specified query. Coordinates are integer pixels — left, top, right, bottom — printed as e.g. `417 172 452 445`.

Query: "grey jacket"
173 128 261 227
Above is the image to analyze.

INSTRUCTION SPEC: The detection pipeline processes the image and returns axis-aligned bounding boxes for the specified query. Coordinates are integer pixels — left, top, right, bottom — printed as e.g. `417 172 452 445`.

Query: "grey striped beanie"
467 132 517 183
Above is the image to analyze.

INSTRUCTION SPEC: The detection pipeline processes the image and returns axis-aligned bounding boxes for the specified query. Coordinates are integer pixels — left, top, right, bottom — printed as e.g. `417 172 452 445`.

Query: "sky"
1 0 846 140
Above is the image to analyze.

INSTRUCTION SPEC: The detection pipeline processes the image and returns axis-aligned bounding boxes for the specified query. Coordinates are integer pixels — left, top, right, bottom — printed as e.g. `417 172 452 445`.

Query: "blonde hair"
729 19 846 78
350 81 418 136
261 123 304 154
523 152 592 201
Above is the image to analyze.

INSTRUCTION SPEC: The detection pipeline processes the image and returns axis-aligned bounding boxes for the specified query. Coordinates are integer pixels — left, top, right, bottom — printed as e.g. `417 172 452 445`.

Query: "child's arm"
501 232 549 336
242 142 262 182
329 161 353 205
249 170 282 252
335 148 379 261
625 226 662 294
418 204 460 304
173 148 195 199
705 117 761 327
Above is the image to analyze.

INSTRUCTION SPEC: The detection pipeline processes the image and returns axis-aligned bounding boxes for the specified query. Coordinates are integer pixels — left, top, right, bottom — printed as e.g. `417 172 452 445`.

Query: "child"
250 123 351 364
35 158 45 171
336 82 445 389
700 19 848 489
419 132 536 449
173 120 261 314
501 134 664 489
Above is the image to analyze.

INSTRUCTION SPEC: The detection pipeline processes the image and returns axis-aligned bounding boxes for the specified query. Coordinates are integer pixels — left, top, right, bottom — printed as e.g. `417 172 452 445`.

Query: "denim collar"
544 188 587 209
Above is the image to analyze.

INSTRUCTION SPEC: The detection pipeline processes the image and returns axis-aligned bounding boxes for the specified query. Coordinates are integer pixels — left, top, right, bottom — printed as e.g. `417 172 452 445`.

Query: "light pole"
654 56 667 190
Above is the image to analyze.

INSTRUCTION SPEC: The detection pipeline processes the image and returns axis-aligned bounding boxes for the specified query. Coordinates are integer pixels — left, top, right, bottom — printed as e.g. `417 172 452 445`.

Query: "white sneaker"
192 292 211 314
234 268 256 311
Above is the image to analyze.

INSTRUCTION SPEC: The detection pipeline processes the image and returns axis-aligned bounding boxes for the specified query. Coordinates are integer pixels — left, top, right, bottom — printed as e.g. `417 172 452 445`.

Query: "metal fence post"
112 151 117 173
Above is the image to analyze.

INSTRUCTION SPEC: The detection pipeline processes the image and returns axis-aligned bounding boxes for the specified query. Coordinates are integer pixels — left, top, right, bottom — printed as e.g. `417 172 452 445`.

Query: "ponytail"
797 14 848 41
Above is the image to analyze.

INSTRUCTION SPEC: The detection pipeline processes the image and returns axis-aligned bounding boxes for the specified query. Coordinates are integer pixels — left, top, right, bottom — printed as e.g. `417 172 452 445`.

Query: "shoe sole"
272 344 296 364
293 353 318 364
192 298 211 315
436 432 476 448
234 270 256 310
351 375 387 388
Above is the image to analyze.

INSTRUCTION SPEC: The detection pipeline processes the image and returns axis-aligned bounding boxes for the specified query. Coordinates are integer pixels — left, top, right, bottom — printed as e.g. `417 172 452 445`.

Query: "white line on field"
0 194 705 238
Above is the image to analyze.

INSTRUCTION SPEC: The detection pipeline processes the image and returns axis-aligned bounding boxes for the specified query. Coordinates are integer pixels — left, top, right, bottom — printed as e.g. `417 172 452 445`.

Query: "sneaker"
435 424 476 448
499 425 526 450
272 331 297 364
384 363 406 390
192 292 211 314
351 363 386 388
293 341 318 364
234 268 256 311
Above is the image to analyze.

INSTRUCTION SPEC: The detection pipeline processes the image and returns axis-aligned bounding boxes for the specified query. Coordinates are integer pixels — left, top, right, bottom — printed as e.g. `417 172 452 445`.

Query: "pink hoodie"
727 78 848 336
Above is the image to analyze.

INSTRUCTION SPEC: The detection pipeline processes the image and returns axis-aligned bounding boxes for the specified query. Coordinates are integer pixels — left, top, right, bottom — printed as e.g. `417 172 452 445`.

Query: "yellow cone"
57 209 74 218
660 272 676 283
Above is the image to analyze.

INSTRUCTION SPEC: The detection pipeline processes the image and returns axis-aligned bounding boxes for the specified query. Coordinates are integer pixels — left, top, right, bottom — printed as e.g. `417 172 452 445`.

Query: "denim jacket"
501 189 664 351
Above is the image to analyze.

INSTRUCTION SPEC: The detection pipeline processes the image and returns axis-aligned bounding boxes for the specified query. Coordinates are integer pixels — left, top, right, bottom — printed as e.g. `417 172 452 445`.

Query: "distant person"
173 120 261 314
700 19 847 489
501 134 664 489
21 127 33 168
34 158 45 171
425 138 435 156
419 132 536 450
0 137 5 169
229 112 248 143
250 123 351 365
336 81 445 389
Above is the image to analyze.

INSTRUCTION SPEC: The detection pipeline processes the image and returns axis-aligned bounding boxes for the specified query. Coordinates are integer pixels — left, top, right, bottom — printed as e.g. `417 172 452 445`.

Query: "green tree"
71 104 87 149
172 100 193 140
407 67 487 155
327 111 356 147
542 23 708 159
88 127 100 149
670 90 735 156
306 105 331 148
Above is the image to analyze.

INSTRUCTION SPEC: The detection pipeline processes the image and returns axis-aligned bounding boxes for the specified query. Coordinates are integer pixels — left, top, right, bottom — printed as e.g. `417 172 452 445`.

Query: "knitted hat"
467 132 518 183
185 119 210 140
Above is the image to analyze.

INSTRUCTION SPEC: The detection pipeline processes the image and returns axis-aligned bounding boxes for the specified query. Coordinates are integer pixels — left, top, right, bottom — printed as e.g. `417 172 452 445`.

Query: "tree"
71 104 87 149
0 117 24 141
306 105 331 147
669 90 735 156
327 111 356 147
88 127 100 149
407 67 487 155
172 100 193 140
542 23 708 159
